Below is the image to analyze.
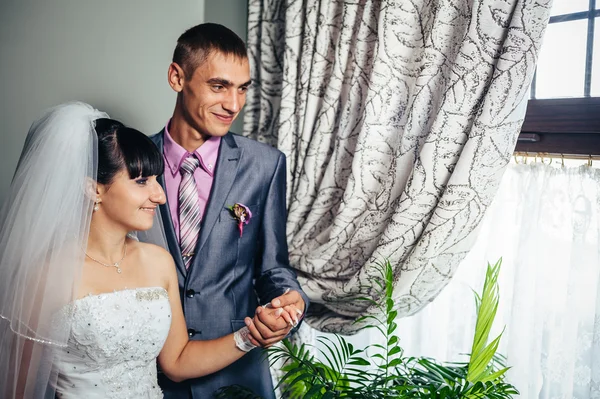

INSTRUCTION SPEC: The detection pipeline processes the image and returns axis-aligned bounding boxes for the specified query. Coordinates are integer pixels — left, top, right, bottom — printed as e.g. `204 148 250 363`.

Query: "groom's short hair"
173 23 248 79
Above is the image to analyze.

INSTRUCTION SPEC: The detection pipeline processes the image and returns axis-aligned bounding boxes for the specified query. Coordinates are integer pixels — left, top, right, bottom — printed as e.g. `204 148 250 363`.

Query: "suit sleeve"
253 153 310 316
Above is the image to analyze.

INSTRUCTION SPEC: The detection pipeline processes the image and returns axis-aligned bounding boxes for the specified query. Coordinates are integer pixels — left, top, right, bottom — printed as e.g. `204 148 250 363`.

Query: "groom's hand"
244 290 306 347
244 306 292 347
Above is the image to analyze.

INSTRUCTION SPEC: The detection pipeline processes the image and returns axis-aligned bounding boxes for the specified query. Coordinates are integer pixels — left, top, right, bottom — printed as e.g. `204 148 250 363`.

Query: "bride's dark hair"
93 118 163 185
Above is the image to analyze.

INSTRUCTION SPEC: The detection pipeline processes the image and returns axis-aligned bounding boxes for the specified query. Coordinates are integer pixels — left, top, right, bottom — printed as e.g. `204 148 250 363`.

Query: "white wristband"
234 326 258 352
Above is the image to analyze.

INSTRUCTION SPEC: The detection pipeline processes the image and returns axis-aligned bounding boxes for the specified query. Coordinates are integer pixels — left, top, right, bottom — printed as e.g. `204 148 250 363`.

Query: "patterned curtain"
244 0 552 333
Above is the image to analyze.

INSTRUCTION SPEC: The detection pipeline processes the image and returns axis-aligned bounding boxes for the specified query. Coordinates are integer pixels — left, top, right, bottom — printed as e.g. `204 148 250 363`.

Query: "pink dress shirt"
162 121 221 241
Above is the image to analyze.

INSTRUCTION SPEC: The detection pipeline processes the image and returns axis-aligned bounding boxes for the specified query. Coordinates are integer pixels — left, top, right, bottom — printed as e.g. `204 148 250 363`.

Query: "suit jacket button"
187 328 196 337
186 289 196 298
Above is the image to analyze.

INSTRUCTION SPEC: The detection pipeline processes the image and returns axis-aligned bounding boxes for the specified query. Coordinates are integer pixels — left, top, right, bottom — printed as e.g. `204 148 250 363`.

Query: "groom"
150 23 308 398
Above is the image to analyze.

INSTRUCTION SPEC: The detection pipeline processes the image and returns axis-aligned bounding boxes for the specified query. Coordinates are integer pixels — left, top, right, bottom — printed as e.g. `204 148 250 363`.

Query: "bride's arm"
154 248 255 382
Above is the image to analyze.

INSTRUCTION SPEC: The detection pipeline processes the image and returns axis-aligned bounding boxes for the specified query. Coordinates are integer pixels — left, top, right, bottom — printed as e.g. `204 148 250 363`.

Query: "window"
531 2 599 98
517 0 600 155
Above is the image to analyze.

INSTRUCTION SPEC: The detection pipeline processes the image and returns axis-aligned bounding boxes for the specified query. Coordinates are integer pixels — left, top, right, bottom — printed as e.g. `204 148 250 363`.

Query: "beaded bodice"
53 287 171 398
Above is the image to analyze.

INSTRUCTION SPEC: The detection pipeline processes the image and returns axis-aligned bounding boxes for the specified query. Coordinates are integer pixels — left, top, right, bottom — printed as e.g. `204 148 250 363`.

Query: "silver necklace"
85 243 128 274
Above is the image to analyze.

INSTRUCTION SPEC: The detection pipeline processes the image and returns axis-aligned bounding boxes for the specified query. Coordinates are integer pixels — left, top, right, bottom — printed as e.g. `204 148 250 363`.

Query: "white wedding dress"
52 287 171 398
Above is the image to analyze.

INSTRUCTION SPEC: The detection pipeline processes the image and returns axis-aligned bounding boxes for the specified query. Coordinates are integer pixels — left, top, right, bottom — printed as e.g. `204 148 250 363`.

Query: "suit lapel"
194 133 242 258
152 131 187 277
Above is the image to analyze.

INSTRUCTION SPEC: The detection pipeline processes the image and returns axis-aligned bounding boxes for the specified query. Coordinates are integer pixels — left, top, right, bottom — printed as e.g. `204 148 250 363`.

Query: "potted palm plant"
217 258 517 399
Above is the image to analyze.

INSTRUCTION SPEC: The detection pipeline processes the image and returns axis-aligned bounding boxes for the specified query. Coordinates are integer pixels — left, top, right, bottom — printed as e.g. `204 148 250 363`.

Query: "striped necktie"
178 155 201 269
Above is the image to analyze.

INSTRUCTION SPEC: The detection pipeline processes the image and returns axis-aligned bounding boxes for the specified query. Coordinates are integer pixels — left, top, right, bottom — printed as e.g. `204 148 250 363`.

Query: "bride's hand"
269 290 305 327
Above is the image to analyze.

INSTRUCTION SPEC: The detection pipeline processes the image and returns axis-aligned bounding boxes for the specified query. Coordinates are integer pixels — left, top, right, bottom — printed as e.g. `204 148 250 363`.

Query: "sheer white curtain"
322 160 600 398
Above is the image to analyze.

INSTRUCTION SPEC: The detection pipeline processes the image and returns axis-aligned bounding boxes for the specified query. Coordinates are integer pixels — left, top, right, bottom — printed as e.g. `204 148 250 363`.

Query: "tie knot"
180 156 200 175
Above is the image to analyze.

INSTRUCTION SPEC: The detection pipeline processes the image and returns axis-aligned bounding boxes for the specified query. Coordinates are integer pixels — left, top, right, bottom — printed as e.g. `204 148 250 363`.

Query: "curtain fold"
246 0 552 333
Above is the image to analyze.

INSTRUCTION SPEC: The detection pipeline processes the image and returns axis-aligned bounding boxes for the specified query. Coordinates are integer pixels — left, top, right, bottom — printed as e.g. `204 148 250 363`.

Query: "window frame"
517 2 600 155
517 98 600 154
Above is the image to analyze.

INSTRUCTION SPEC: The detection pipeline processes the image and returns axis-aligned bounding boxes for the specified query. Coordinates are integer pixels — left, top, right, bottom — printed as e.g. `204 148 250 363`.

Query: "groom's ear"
168 62 185 93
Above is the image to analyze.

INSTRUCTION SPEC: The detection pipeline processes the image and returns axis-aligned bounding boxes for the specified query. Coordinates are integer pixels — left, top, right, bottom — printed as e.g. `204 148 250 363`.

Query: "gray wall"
205 0 248 44
0 0 205 203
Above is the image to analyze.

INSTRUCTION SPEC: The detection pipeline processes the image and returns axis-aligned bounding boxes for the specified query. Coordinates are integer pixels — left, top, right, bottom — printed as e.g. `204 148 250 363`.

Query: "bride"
0 102 290 398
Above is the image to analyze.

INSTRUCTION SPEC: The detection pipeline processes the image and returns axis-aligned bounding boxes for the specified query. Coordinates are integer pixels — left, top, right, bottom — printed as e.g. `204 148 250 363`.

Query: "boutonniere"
228 203 252 237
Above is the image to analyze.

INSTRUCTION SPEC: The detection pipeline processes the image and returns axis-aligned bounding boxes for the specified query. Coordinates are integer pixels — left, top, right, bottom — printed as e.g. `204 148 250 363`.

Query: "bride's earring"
93 198 100 212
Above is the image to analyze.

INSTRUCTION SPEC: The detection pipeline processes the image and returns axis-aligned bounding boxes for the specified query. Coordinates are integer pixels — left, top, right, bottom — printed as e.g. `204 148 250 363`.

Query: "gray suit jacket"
150 130 309 399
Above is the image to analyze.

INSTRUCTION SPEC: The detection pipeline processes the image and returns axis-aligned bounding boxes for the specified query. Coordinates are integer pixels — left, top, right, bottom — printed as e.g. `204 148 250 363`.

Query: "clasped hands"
244 289 305 348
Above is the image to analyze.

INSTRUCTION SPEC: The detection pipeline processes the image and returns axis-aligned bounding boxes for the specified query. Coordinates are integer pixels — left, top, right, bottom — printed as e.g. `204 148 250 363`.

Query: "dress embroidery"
53 287 171 398
136 288 168 302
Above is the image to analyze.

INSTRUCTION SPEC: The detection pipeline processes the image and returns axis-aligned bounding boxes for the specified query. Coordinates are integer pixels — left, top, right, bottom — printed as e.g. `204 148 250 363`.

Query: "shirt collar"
163 119 221 177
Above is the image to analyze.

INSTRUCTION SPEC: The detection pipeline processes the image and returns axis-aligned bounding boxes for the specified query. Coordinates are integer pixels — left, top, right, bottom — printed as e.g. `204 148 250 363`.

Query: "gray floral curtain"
244 0 552 333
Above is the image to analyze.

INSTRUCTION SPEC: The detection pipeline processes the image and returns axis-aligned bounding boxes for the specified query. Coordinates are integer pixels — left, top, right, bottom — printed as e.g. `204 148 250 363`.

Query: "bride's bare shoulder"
129 240 175 269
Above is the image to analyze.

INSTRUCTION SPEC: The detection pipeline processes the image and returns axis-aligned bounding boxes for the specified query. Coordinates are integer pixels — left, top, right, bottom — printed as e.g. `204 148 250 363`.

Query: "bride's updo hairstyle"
93 118 163 185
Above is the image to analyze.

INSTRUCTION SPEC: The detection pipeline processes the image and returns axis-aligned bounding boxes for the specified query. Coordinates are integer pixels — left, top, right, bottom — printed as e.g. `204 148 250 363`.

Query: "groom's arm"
253 152 310 322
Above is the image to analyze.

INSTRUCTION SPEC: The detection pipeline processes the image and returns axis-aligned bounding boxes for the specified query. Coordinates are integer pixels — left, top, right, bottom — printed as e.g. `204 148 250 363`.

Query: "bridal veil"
0 102 104 397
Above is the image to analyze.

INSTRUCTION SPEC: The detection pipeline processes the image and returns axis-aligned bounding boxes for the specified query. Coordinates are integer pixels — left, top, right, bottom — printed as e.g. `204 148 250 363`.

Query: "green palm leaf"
466 259 507 383
232 257 518 399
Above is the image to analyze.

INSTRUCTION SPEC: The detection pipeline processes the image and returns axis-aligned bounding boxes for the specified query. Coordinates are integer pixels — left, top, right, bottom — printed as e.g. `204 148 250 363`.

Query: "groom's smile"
212 112 235 124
